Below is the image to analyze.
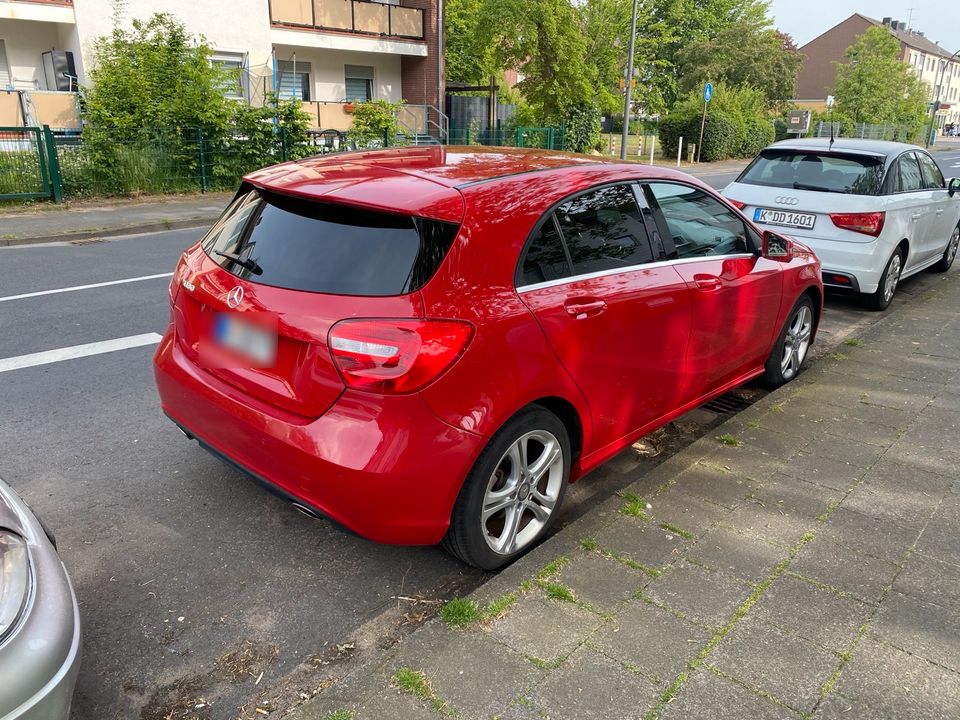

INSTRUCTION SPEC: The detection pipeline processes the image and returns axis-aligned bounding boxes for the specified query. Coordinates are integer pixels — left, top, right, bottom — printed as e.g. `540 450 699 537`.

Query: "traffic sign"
704 83 713 103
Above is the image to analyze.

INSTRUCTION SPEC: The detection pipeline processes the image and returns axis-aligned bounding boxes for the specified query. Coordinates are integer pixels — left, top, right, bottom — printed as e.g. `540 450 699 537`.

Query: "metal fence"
0 124 565 204
814 121 916 142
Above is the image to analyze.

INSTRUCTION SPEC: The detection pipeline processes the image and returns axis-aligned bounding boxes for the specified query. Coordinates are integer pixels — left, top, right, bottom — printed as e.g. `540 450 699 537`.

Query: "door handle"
564 299 607 319
693 275 722 291
936 209 945 215
911 213 922 221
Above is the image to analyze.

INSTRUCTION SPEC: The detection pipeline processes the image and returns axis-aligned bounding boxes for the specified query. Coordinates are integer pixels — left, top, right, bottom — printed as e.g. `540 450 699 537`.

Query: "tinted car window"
521 216 571 286
897 154 924 192
646 183 750 258
737 150 884 195
203 188 458 296
917 152 945 189
554 184 654 275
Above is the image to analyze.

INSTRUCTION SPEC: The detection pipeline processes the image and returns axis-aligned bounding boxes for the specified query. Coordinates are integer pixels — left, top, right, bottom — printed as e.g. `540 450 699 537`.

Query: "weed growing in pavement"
717 433 740 446
830 352 849 361
543 582 576 603
439 598 480 628
325 712 353 720
536 555 570 580
659 522 694 540
580 537 599 551
392 668 458 716
746 419 761 429
392 668 432 699
484 592 518 620
844 338 865 347
619 492 652 519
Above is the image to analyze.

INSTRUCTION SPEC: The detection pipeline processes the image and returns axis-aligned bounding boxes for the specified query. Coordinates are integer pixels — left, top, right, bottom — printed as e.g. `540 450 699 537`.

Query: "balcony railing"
270 0 424 41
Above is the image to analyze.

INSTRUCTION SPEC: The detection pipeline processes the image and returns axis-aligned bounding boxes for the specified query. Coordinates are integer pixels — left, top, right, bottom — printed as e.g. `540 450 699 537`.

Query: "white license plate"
754 208 816 230
213 313 277 366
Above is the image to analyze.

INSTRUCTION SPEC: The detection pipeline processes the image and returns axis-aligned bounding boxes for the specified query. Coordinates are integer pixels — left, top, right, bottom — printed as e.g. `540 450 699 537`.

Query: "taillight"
830 212 885 237
169 253 187 303
329 319 474 394
727 199 746 210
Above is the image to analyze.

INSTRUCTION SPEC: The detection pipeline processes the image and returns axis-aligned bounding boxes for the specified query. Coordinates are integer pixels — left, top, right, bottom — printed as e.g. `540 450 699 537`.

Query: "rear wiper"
793 181 844 193
214 250 263 275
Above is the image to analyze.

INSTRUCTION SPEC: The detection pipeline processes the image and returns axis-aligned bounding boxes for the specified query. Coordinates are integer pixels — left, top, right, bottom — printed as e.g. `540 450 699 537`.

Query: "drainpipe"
437 0 443 136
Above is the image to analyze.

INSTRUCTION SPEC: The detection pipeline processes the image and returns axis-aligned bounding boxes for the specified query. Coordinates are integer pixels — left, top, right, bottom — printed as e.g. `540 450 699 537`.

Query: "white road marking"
0 333 163 373
0 272 173 303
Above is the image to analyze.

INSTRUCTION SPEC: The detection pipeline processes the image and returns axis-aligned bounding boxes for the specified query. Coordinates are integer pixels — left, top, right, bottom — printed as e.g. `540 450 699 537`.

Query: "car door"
916 150 958 254
886 152 939 268
642 181 784 402
518 183 694 451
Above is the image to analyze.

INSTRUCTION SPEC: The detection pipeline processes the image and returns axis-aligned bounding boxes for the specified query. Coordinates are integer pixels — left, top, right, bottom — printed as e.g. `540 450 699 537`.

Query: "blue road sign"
704 83 713 103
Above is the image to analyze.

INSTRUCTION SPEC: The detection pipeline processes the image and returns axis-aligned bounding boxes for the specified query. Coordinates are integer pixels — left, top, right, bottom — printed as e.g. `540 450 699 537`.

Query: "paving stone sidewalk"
288 275 960 720
0 192 233 246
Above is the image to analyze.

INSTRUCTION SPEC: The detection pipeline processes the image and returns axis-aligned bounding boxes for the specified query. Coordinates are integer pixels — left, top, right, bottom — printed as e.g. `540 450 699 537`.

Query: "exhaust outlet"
291 502 320 519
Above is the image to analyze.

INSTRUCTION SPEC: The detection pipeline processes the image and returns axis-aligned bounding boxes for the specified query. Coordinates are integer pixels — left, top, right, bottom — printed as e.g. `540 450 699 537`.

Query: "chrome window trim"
516 253 756 294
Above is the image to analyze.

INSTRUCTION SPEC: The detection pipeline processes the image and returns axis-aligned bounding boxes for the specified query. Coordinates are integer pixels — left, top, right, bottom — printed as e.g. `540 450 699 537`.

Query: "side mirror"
762 231 793 262
949 178 960 197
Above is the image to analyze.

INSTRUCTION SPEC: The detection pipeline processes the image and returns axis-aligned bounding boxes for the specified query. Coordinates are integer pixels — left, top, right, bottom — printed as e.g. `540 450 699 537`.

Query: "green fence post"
516 127 523 148
547 127 554 150
280 126 289 162
197 128 208 193
41 126 65 204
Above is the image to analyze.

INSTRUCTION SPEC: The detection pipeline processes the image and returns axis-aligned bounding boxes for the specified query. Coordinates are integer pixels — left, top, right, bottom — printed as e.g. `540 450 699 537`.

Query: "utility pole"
620 0 639 160
926 50 960 148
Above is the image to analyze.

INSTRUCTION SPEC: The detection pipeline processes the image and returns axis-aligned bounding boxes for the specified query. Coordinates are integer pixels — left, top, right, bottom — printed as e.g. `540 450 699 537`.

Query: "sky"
767 0 960 48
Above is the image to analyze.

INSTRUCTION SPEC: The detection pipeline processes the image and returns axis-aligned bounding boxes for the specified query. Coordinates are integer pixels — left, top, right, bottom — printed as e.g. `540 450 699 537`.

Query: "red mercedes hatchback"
154 146 822 569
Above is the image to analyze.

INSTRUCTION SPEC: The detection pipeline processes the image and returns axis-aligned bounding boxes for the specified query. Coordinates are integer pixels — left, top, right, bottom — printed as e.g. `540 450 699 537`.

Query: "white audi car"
723 139 960 309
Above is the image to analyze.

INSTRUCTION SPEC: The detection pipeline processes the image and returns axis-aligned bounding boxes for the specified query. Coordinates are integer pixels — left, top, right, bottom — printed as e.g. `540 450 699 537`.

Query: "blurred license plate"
213 313 277 366
754 208 816 230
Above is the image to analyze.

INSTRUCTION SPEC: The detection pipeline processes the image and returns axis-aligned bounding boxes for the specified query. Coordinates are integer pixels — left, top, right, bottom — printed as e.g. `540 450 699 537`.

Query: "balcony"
0 0 75 23
270 0 423 41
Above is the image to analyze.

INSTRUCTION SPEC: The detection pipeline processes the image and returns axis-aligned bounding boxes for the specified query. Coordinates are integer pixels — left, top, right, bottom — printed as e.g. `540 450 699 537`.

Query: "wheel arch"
530 396 584 464
801 285 823 338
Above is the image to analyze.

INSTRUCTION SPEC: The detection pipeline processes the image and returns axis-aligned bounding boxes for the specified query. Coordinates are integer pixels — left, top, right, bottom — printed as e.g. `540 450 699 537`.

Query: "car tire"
864 248 904 311
442 407 570 570
932 223 960 273
763 294 815 388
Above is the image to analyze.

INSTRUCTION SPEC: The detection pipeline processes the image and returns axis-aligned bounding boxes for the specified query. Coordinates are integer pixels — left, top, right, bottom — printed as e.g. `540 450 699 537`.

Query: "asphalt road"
0 153 957 719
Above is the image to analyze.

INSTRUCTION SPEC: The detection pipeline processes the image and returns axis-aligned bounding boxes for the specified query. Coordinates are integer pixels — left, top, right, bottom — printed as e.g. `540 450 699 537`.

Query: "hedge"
660 110 775 162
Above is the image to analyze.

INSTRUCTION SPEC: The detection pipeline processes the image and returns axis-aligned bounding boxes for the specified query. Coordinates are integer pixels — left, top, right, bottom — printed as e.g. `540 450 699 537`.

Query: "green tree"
675 25 802 108
834 26 930 130
445 0 494 84
83 13 232 131
476 0 593 122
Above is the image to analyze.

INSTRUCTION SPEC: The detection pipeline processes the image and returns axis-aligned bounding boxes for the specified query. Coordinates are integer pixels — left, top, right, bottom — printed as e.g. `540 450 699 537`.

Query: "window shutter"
0 41 11 89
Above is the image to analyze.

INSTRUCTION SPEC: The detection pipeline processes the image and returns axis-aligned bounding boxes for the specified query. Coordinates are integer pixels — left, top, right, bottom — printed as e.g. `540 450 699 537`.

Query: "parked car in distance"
723 138 960 310
154 146 823 570
0 477 80 719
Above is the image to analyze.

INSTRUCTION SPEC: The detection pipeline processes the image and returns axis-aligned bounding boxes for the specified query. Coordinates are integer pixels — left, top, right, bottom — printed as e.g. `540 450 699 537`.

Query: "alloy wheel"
780 304 813 380
948 227 959 266
481 430 564 555
883 253 902 303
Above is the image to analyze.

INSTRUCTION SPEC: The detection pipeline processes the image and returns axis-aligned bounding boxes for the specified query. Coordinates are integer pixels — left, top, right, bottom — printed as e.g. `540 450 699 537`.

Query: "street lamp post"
619 0 639 160
926 49 960 148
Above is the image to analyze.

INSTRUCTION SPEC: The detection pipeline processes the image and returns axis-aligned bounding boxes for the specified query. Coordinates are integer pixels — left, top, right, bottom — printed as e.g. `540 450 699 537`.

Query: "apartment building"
795 13 960 131
0 0 444 133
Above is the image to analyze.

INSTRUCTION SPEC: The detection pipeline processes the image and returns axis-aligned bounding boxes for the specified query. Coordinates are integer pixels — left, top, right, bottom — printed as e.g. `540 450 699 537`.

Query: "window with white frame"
212 52 247 100
278 60 311 101
344 65 374 102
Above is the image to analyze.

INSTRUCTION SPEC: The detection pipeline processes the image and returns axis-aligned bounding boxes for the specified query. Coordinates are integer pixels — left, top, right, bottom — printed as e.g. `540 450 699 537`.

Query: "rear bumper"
789 235 887 294
0 482 81 720
153 328 484 545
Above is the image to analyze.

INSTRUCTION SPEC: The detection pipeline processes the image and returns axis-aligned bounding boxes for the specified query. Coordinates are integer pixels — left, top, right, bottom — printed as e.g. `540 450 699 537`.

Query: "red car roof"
243 146 699 223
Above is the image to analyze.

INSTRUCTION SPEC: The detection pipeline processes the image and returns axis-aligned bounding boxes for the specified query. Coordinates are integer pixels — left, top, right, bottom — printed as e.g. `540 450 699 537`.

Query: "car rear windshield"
201 188 459 296
737 150 885 196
